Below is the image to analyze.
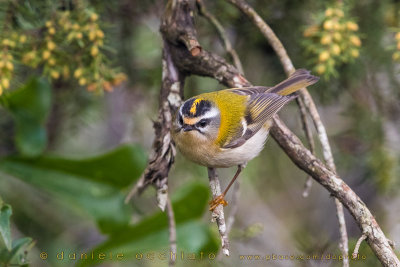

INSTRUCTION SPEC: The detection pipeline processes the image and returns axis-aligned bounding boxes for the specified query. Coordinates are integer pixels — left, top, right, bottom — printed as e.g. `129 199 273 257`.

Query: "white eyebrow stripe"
179 105 184 117
196 108 219 120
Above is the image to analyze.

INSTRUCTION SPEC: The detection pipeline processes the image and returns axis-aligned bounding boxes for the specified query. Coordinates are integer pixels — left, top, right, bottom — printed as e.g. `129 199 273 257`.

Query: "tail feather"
268 69 319 96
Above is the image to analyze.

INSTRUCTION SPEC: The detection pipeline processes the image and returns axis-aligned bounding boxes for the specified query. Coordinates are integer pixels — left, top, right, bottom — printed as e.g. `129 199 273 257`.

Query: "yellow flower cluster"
1 9 126 95
0 34 25 95
303 3 362 78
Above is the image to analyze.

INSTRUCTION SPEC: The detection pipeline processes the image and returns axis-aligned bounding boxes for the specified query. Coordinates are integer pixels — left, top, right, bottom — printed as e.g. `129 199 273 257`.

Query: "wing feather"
222 92 295 149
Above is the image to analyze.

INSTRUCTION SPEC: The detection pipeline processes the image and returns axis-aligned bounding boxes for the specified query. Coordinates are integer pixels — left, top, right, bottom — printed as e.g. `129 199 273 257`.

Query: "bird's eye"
197 119 208 128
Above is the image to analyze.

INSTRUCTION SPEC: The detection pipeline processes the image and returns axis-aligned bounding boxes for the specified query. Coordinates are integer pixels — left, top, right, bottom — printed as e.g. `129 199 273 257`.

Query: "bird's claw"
209 194 228 212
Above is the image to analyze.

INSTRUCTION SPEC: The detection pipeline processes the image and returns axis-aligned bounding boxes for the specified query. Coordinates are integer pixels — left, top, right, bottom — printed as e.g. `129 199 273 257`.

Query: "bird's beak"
182 124 195 132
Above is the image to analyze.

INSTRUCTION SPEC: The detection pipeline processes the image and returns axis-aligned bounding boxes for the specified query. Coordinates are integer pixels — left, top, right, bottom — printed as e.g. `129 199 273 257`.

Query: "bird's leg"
209 165 243 211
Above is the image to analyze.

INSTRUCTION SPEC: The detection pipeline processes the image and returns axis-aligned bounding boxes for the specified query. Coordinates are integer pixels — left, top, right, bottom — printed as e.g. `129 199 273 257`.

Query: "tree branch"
125 39 183 266
163 0 202 56
125 39 185 210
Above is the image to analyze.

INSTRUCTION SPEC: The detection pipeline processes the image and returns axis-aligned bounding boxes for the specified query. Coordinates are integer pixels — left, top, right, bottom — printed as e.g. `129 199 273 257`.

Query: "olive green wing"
222 69 318 148
229 69 318 96
222 92 295 149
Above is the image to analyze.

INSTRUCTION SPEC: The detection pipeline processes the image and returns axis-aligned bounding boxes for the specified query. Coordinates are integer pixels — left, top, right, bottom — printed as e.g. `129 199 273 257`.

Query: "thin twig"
297 98 316 197
208 167 229 256
225 0 349 265
125 174 144 204
352 233 367 259
166 196 177 266
334 198 348 264
196 0 244 74
226 0 293 73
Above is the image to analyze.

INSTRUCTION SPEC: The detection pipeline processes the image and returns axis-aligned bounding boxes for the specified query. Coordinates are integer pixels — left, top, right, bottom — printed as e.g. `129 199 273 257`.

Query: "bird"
171 69 319 211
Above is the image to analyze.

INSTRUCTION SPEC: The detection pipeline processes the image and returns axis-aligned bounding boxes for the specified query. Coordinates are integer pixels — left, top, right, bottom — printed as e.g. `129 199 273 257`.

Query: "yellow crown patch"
190 98 203 114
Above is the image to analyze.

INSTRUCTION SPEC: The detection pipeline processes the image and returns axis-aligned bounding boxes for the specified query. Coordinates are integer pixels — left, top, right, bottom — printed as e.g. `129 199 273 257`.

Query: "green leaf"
0 159 128 233
2 77 52 157
78 182 218 267
0 145 146 233
0 204 12 251
5 144 146 188
0 237 32 265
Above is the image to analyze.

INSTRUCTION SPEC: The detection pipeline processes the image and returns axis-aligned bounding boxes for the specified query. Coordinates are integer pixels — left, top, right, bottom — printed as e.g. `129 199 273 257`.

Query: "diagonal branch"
270 118 399 267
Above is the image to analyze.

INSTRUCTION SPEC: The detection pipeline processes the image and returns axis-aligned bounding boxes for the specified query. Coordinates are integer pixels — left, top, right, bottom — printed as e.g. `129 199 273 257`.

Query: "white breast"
211 127 269 168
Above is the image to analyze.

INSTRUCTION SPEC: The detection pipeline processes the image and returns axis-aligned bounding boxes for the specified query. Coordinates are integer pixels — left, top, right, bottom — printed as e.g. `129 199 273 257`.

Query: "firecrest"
172 69 319 211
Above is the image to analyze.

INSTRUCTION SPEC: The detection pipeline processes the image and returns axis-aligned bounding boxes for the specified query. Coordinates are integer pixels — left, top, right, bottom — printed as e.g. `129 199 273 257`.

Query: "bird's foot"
209 194 228 212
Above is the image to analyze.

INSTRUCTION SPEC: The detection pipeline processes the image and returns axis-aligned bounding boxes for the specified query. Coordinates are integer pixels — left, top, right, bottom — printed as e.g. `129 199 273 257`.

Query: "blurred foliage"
230 222 264 241
0 0 399 267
